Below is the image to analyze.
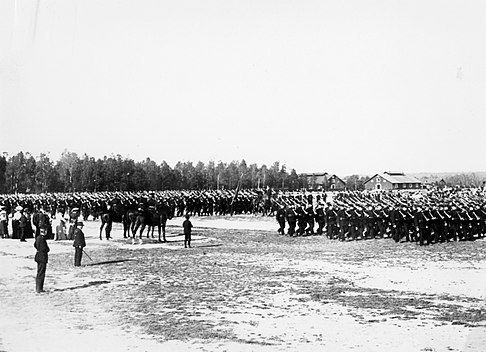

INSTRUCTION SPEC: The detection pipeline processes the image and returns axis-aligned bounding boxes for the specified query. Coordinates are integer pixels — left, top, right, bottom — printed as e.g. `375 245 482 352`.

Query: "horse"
132 206 154 242
122 205 138 239
131 202 172 243
98 202 125 240
149 203 172 242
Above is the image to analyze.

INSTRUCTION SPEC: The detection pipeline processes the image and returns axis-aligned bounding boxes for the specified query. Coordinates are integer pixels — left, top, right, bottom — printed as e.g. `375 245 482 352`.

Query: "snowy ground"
0 215 485 352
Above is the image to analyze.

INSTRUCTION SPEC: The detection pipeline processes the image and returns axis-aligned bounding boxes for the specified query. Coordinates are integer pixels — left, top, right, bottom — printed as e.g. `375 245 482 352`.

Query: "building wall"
365 175 393 190
305 174 328 189
328 177 346 191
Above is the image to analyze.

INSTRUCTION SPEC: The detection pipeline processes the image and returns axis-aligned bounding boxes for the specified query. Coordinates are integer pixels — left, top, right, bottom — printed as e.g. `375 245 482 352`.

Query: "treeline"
0 151 304 194
419 173 486 189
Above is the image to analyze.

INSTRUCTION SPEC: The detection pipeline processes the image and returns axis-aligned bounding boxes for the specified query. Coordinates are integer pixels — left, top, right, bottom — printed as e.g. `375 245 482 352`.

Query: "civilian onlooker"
0 205 8 238
12 206 23 239
55 217 68 240
19 208 28 242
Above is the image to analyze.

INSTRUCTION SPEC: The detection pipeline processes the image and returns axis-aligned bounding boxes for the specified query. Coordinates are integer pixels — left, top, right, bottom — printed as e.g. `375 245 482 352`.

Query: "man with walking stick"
73 221 86 266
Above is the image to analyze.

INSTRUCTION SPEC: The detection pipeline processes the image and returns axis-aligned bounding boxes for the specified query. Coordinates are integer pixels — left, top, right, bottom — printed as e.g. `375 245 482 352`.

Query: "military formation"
0 189 274 241
0 188 273 221
1 187 485 246
275 189 486 245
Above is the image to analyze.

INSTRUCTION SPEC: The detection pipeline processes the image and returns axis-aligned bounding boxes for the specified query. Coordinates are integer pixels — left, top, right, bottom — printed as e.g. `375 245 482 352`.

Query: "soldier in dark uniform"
395 207 410 242
470 206 482 239
388 206 399 242
431 205 446 243
337 205 349 241
365 206 378 239
462 207 475 241
404 206 416 242
375 206 388 238
477 204 486 238
275 203 286 235
326 204 338 239
456 206 469 241
305 202 315 235
355 206 367 240
286 205 297 236
295 203 307 236
315 202 326 235
448 205 460 241
183 214 193 248
34 228 50 293
415 206 431 246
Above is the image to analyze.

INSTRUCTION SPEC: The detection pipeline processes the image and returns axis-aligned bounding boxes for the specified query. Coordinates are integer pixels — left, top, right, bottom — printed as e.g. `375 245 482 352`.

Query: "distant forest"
0 151 483 194
0 151 304 194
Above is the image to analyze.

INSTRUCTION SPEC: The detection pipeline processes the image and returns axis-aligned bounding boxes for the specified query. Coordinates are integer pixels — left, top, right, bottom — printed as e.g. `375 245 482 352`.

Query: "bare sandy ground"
0 216 485 352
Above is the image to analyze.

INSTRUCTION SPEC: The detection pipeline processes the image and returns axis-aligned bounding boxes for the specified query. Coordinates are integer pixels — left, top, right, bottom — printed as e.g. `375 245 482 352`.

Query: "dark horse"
122 204 139 239
131 203 172 243
98 202 125 240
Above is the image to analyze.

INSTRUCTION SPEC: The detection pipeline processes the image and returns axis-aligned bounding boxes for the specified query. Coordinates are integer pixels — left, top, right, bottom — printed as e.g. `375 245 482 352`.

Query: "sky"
0 0 485 176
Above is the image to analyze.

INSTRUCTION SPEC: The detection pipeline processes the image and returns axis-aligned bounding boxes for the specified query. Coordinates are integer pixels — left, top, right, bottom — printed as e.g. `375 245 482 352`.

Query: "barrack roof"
365 172 422 184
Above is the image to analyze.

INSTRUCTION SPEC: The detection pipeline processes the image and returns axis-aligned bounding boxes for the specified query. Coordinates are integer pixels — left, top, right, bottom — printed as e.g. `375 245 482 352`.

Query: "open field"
0 215 485 352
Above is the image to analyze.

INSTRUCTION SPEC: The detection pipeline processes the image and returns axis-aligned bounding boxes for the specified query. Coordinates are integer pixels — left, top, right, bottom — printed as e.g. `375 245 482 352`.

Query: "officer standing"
73 221 86 266
183 214 193 248
34 229 50 293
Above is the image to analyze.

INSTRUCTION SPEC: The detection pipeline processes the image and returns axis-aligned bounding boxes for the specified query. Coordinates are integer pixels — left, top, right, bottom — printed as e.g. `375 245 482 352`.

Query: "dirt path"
1 216 485 351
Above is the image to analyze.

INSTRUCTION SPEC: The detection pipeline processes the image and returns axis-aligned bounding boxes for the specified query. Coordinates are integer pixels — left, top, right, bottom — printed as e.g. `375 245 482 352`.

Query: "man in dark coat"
315 202 326 235
285 205 297 236
183 215 193 248
34 229 50 293
73 221 86 266
19 209 28 242
275 203 286 235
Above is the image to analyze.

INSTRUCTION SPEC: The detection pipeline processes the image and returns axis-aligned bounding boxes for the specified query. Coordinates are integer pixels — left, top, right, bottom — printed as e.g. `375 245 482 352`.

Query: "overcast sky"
1 0 485 176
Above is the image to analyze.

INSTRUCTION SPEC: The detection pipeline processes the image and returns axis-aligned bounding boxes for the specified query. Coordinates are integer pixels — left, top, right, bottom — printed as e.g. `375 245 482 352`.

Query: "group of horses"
93 202 172 243
85 193 278 243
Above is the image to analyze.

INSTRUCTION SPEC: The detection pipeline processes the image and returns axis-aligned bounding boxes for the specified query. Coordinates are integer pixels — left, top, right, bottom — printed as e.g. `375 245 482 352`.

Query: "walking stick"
82 248 93 262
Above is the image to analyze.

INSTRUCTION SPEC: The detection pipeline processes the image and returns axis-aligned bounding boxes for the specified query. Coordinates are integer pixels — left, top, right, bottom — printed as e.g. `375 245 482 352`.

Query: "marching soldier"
275 203 286 235
326 204 338 239
315 202 326 235
305 202 315 235
285 205 297 236
295 203 307 236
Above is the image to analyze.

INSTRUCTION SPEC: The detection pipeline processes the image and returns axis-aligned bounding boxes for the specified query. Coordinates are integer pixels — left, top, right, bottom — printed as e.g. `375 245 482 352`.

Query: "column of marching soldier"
275 190 486 245
1 188 486 246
